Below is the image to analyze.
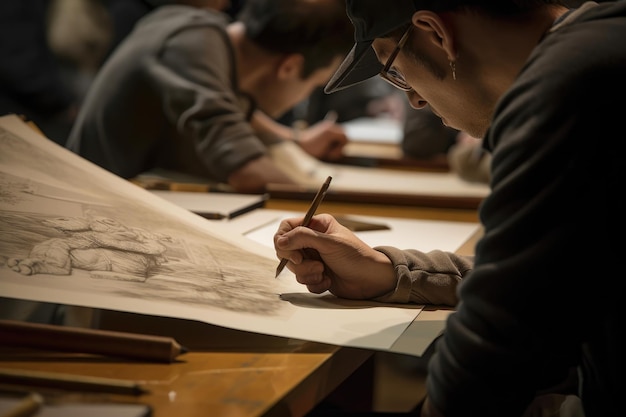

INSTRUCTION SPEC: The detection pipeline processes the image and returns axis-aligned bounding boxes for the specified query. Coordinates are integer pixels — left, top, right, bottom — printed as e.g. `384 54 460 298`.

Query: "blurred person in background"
66 0 353 193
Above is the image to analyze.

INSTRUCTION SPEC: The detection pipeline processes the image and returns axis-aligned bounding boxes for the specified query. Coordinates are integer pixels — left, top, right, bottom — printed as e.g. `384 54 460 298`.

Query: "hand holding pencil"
275 176 332 277
273 184 398 299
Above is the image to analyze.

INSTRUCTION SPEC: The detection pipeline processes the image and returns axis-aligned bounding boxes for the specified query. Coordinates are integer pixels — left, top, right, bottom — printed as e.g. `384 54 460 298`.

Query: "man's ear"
412 11 457 61
276 53 304 80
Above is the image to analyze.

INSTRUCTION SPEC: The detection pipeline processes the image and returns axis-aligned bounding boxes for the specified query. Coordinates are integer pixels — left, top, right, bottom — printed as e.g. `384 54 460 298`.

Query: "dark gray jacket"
374 2 625 416
66 6 265 182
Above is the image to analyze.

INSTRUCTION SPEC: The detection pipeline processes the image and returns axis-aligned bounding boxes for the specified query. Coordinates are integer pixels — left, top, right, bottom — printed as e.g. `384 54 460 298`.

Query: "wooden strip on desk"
266 184 484 210
335 155 450 172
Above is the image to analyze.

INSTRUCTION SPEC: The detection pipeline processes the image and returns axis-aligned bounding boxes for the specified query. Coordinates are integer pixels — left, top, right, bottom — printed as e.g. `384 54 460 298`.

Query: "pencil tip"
180 345 189 354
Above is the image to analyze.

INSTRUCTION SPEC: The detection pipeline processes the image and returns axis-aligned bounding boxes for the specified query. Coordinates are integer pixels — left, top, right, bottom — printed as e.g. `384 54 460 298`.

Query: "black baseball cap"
324 0 421 94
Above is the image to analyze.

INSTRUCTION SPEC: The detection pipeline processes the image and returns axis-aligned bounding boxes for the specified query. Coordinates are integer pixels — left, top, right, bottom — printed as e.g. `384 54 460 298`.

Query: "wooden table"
0 197 480 417
0 318 374 417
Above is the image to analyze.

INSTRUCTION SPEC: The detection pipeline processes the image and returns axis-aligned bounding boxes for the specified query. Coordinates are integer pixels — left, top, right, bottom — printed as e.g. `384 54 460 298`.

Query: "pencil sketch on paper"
0 125 283 315
7 215 170 280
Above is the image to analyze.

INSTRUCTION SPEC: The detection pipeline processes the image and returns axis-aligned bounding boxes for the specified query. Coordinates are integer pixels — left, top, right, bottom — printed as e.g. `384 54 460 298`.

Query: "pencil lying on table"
0 368 147 396
0 319 187 363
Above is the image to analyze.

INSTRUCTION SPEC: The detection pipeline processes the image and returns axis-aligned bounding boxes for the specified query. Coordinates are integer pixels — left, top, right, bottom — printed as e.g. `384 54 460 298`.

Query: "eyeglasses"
379 26 413 91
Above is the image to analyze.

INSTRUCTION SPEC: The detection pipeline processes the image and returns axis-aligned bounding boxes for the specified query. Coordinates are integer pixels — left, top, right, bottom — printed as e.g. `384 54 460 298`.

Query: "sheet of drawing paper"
0 115 425 353
341 117 403 144
269 141 491 198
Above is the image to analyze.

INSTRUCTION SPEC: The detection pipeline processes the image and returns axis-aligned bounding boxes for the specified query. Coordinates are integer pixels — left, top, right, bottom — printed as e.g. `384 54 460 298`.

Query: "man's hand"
273 213 396 299
296 117 348 161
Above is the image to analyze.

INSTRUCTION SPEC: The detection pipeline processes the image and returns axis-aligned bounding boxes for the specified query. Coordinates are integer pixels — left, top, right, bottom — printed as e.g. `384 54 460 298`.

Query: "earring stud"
449 60 457 80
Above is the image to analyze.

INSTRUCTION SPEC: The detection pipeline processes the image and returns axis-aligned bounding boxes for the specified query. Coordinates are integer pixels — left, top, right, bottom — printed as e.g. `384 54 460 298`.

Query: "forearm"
373 247 473 306
227 155 296 192
249 110 295 145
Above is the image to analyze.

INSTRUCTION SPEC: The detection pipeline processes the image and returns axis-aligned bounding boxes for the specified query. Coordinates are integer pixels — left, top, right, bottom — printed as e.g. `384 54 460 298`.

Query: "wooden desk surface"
0 328 373 417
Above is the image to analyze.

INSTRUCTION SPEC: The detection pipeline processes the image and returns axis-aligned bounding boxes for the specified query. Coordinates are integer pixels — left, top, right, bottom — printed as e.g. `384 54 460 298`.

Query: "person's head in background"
233 0 353 120
325 0 571 140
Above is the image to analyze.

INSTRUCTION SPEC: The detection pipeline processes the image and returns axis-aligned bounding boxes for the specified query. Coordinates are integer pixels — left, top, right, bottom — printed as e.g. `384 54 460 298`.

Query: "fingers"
274 215 334 268
274 217 305 264
274 229 315 262
289 258 330 294
274 214 340 293
276 214 332 237
325 125 349 148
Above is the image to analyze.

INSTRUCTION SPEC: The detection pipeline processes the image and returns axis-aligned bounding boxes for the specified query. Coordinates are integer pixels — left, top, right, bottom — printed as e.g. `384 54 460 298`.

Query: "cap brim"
324 41 382 94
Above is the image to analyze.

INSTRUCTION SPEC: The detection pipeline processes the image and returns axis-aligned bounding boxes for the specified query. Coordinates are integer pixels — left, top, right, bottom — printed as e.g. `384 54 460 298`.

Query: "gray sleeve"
372 246 473 306
149 24 266 182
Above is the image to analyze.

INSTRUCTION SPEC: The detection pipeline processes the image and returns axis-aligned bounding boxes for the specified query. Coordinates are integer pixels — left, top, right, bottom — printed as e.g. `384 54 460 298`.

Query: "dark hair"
237 0 354 78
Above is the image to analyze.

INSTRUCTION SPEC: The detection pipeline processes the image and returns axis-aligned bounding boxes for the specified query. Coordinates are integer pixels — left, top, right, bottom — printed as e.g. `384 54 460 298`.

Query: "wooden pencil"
0 319 187 363
0 368 147 396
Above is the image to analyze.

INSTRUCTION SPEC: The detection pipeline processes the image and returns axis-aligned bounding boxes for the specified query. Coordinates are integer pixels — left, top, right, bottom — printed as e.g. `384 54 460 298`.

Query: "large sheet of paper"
269 141 490 198
0 115 447 354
